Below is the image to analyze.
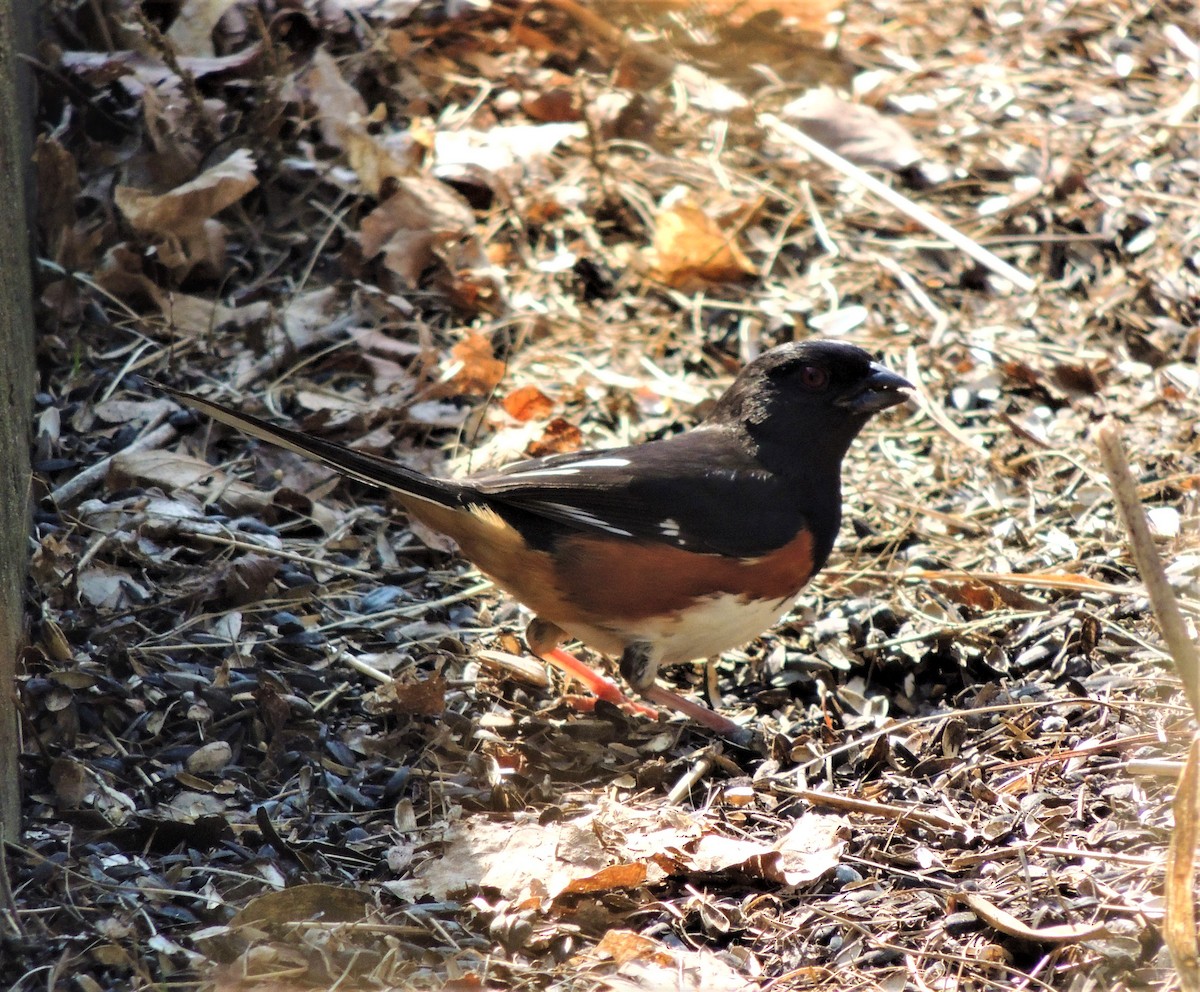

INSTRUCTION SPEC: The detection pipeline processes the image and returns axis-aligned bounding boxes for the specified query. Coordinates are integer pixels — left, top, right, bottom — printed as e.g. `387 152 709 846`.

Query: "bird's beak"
835 362 913 415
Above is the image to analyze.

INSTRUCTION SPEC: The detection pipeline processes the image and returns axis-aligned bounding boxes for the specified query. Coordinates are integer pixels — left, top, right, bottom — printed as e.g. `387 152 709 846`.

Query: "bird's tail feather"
158 384 462 509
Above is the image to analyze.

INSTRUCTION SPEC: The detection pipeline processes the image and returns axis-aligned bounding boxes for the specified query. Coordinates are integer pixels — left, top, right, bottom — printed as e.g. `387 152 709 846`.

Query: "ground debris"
16 0 1198 989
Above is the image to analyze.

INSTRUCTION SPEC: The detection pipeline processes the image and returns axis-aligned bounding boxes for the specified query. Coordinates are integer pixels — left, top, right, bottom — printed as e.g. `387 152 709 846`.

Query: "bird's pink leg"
541 647 659 717
526 618 658 717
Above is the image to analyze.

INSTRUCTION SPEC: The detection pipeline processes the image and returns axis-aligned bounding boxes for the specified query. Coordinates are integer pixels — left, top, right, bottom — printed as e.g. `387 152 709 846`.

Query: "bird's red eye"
798 365 830 390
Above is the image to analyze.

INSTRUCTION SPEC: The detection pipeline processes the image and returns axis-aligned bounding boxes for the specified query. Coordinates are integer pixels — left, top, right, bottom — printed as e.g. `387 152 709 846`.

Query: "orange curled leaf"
502 385 555 422
559 862 648 894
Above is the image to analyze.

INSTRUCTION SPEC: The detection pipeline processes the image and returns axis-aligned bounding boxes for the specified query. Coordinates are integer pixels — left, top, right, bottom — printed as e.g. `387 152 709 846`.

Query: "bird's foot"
638 683 761 749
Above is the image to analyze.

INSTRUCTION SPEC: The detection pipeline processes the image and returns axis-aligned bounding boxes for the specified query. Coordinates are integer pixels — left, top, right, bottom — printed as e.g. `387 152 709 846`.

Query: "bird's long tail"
158 384 463 510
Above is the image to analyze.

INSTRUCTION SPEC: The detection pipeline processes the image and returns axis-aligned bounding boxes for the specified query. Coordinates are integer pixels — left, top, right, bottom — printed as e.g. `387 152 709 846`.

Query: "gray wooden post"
0 0 37 843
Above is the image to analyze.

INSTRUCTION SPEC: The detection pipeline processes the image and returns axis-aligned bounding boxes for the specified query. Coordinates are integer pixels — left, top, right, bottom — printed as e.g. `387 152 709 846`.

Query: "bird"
161 339 911 745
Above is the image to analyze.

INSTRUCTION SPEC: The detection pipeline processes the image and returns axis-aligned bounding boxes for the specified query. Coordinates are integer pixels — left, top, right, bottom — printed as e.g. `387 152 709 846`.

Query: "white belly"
564 592 798 665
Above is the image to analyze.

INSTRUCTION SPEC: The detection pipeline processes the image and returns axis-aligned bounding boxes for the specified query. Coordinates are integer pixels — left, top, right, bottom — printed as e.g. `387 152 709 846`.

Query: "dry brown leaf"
361 219 432 286
936 579 1004 611
645 192 756 288
230 883 371 928
386 674 448 717
386 805 688 905
115 149 258 238
113 149 258 279
93 244 170 309
349 327 425 360
448 334 505 396
587 928 748 990
359 354 409 392
965 893 1110 944
304 48 421 193
358 177 498 306
462 822 560 899
509 21 557 52
595 930 675 967
386 820 552 901
406 400 470 428
304 47 369 141
91 398 174 425
781 90 922 172
929 577 1045 612
275 287 345 352
624 814 848 886
79 566 149 609
109 449 226 494
343 128 423 195
526 418 584 457
585 803 703 860
558 862 648 895
475 648 551 688
405 516 460 553
523 88 581 123
30 534 76 588
109 449 269 514
761 812 847 885
685 833 772 874
220 554 281 605
165 0 241 58
502 385 555 422
346 329 424 392
157 294 230 337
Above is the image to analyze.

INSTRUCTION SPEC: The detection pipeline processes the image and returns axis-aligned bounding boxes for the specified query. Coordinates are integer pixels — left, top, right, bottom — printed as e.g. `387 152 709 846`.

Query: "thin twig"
785 787 968 834
762 114 1037 293
49 421 178 506
667 751 718 805
1097 422 1200 719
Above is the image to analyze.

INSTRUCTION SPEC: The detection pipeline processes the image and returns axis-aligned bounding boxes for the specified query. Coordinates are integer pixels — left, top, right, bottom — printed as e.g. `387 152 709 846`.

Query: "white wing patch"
504 456 632 479
506 467 580 478
659 518 680 537
540 501 634 537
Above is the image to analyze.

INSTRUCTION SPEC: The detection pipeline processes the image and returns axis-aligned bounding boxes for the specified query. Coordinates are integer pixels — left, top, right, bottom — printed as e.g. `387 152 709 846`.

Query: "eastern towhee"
163 340 911 744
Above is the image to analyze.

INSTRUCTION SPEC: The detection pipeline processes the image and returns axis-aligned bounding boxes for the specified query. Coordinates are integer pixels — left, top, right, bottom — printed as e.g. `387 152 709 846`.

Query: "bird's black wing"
465 427 832 558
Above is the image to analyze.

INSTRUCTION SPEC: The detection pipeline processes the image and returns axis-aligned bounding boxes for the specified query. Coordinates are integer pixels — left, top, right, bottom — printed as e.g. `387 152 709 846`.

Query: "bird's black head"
707 339 911 475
